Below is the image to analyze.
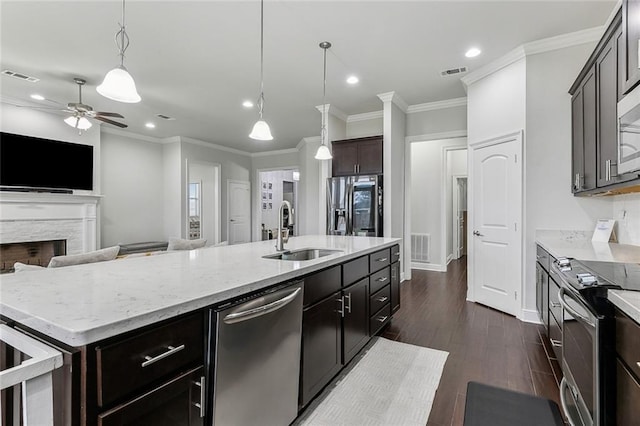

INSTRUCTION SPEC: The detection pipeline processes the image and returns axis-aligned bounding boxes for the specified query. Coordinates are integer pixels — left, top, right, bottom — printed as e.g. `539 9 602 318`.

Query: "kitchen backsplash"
613 193 640 246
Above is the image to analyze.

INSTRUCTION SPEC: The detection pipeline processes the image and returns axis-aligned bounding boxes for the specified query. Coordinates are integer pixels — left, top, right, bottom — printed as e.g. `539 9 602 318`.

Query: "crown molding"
101 127 166 144
462 25 605 87
180 136 251 157
347 110 384 123
315 104 348 122
377 91 408 113
296 136 321 151
251 148 299 158
406 129 467 144
407 97 467 114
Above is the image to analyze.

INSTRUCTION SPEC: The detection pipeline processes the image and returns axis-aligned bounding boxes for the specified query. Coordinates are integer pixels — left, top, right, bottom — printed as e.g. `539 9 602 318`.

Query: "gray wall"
346 117 383 138
406 105 467 137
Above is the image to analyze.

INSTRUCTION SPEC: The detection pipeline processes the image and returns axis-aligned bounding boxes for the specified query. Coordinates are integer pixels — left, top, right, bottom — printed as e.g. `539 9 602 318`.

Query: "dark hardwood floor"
381 257 562 426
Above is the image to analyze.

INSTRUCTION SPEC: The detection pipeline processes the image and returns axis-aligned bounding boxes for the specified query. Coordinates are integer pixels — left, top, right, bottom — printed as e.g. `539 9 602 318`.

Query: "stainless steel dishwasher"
211 281 303 426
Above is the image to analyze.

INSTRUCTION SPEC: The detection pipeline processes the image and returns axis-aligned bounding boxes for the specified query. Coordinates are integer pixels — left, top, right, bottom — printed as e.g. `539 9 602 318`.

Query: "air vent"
156 114 176 121
2 69 40 82
440 66 468 77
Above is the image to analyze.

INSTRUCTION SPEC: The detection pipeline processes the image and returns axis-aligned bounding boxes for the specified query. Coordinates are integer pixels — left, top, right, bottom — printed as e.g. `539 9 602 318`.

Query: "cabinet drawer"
616 308 640 381
370 304 391 336
370 266 391 295
617 357 640 426
536 245 550 272
369 248 390 273
390 244 400 264
370 285 390 315
548 277 562 326
342 256 368 287
548 313 562 360
96 312 204 408
303 265 342 307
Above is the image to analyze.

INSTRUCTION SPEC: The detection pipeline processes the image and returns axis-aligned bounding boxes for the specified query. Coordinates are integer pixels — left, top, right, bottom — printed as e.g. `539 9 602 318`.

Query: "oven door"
558 286 599 426
617 82 640 174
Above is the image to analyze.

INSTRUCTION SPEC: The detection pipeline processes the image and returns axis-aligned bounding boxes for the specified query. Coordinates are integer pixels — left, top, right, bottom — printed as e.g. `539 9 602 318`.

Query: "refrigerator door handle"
347 178 354 235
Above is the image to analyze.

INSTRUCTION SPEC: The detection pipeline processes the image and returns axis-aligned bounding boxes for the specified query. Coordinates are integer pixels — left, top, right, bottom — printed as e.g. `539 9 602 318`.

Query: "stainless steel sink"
262 248 343 261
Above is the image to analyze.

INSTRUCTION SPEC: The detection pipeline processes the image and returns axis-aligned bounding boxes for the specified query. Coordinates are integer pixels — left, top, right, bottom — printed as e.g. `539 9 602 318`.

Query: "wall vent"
156 114 176 121
440 66 468 77
411 233 430 263
1 70 40 83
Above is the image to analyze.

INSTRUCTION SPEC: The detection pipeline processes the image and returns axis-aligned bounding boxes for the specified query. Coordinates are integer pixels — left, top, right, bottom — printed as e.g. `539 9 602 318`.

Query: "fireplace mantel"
0 192 101 255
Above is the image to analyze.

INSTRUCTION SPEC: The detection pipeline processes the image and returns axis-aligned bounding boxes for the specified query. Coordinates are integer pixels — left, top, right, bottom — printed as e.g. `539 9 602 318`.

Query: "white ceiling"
0 1 616 153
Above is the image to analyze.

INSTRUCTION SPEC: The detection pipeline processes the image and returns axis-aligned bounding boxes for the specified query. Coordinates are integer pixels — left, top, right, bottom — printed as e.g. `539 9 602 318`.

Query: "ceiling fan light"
97 66 141 103
314 144 332 160
249 120 273 140
64 115 92 130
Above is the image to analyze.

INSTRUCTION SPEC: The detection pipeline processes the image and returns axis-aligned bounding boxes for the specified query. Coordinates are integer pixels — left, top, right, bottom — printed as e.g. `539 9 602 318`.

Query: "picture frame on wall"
268 182 272 190
268 202 272 209
262 202 267 210
262 191 267 200
262 182 267 190
268 193 272 200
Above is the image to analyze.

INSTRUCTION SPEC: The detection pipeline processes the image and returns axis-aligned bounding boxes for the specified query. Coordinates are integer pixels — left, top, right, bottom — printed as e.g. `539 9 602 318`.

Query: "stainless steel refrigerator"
327 175 383 237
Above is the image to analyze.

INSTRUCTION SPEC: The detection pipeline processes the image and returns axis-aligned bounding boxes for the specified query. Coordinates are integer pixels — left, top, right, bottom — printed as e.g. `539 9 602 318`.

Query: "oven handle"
558 287 596 329
560 378 580 426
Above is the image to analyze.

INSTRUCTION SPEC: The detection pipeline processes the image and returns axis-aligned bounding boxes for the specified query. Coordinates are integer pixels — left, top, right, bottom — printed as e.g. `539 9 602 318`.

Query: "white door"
227 180 251 244
470 132 522 316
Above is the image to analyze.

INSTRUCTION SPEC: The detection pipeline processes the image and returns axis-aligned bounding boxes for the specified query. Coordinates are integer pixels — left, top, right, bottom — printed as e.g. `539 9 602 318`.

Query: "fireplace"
0 240 67 273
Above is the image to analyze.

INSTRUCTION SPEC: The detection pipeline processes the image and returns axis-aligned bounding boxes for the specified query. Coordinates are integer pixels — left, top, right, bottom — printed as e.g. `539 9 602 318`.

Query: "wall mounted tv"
0 132 93 192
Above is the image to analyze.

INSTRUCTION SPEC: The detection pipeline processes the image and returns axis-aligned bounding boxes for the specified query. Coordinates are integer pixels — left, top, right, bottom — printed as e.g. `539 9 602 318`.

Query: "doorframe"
467 130 523 317
254 167 300 242
441 146 468 269
227 179 251 245
451 175 467 260
185 159 221 244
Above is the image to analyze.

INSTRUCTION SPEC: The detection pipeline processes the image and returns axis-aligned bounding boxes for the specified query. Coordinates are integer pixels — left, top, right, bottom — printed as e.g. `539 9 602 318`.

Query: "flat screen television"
0 132 93 192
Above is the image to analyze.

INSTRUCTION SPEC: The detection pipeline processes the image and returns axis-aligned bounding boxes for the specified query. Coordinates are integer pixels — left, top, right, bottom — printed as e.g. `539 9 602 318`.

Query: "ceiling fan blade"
1 101 64 111
93 116 128 128
93 111 124 118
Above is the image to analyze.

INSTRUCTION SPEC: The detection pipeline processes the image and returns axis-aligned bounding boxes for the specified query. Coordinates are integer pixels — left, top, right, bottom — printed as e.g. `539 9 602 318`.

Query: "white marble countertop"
535 230 640 324
0 235 401 347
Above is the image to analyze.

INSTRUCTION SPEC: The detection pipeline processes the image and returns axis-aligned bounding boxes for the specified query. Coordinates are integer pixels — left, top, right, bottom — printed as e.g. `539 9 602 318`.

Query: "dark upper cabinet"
622 0 640 94
331 136 383 176
342 277 370 365
597 29 620 188
571 66 597 193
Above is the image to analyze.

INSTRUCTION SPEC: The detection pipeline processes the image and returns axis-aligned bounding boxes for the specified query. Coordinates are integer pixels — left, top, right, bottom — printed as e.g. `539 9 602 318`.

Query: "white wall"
612 193 640 246
258 169 295 231
346 117 383 138
163 140 183 240
101 131 164 247
188 160 220 244
406 105 467 137
297 138 322 235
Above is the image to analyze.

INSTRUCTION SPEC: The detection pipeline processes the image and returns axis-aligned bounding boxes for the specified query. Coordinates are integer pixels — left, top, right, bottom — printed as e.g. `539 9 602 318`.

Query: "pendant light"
97 0 141 103
315 41 332 160
64 115 92 131
249 0 273 141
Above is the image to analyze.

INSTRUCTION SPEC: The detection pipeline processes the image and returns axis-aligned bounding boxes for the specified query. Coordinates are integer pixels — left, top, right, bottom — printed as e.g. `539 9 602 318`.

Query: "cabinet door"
598 31 620 187
616 358 640 425
356 138 383 175
332 143 358 176
572 90 585 193
300 293 342 407
98 366 204 426
343 278 369 365
622 0 640 94
390 261 401 314
572 67 597 193
535 263 544 324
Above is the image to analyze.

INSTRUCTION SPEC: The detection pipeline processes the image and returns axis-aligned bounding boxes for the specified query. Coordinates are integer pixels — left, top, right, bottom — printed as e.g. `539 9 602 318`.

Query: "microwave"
617 83 640 174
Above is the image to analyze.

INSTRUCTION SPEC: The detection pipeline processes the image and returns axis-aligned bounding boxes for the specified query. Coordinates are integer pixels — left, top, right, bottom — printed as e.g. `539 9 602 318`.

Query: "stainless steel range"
551 258 640 426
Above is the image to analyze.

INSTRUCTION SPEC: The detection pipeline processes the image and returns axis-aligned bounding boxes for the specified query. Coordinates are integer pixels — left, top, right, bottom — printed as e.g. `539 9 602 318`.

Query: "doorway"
256 169 299 241
452 176 467 260
227 180 251 245
186 160 220 245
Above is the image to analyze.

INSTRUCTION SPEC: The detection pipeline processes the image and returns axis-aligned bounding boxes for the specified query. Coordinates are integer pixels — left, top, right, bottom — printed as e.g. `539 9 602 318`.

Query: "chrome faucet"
276 200 293 251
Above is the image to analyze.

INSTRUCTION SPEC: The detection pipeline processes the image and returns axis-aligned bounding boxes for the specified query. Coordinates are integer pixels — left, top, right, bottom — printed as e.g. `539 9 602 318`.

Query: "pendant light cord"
115 0 130 67
258 0 265 119
321 43 330 146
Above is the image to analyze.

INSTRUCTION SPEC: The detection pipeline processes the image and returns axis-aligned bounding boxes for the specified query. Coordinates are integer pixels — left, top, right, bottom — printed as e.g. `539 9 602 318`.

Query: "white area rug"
295 337 449 426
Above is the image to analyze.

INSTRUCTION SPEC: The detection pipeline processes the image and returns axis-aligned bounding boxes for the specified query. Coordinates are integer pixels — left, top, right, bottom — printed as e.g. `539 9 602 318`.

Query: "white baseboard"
521 309 542 324
446 254 453 265
411 262 447 272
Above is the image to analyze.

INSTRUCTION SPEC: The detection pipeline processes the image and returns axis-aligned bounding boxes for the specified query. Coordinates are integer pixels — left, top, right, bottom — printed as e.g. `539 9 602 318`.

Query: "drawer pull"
193 376 205 417
376 257 388 262
376 296 388 303
376 315 388 323
550 302 561 308
550 339 562 348
345 293 352 314
141 344 185 367
637 362 640 369
376 277 388 283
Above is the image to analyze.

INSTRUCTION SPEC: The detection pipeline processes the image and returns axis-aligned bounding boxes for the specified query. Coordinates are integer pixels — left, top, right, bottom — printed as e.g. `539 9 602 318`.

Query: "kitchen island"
0 235 402 425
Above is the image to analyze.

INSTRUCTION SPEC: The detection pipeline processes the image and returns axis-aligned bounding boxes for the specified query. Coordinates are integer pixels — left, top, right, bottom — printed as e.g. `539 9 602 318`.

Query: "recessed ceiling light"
145 122 156 129
30 94 45 101
465 47 481 58
242 100 254 108
346 76 359 85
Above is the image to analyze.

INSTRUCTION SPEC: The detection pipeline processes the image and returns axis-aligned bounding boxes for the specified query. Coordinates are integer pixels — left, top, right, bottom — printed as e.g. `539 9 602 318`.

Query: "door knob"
473 230 484 236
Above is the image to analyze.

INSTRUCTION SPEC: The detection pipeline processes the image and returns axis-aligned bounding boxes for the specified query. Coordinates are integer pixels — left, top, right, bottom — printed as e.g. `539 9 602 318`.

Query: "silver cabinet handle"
376 257 388 262
550 301 561 308
141 344 185 367
606 159 611 181
636 362 640 369
223 287 301 324
376 277 388 283
193 376 205 417
345 293 352 314
376 296 388 303
550 339 562 347
337 296 345 317
376 315 388 323
354 164 357 173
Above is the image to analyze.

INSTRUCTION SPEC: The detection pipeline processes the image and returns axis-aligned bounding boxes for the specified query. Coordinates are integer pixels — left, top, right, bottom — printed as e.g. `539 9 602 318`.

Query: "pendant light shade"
315 41 332 160
249 0 272 141
64 115 92 130
97 0 141 103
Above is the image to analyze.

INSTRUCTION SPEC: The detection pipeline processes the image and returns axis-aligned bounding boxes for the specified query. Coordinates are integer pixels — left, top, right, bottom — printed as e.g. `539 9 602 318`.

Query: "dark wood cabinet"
597 29 620 188
536 261 549 330
342 277 370 364
98 366 205 426
571 66 597 193
331 136 383 177
622 0 640 94
390 261 401 314
615 308 640 425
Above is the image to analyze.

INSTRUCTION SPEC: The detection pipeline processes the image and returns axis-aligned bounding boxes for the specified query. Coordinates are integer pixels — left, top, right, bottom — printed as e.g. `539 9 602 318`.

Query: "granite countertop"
0 235 400 346
536 230 640 324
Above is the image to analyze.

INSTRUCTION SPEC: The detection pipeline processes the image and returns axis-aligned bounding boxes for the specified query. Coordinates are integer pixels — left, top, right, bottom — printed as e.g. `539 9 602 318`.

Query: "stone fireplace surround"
0 192 99 261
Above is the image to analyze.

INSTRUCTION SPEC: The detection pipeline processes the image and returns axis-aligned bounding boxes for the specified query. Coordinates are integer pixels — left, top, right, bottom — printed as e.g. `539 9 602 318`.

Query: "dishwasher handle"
223 287 302 324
